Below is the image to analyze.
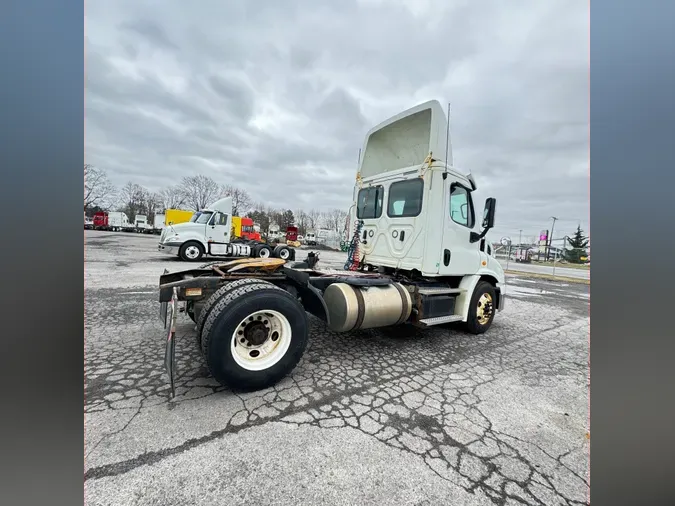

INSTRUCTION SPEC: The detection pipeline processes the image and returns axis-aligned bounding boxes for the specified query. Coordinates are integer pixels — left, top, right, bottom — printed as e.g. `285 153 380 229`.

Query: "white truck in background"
158 197 296 262
134 215 153 233
305 230 317 245
109 212 131 231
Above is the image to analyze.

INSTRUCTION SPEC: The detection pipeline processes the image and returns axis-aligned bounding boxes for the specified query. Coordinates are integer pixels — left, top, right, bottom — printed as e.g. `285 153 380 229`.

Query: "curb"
505 270 590 285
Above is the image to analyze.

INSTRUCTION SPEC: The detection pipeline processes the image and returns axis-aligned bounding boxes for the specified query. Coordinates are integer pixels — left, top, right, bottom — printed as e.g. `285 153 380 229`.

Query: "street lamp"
501 236 512 270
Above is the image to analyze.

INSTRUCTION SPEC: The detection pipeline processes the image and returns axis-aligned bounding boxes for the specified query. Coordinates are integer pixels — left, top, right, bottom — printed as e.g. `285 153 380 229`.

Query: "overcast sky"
85 0 589 244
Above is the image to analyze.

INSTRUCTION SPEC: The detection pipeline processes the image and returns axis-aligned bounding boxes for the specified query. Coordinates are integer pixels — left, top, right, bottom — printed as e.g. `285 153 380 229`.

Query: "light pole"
501 237 512 270
548 216 558 261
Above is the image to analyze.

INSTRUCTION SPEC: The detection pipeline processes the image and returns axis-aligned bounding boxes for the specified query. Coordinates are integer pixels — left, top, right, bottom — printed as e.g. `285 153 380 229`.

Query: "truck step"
417 315 463 326
417 287 464 295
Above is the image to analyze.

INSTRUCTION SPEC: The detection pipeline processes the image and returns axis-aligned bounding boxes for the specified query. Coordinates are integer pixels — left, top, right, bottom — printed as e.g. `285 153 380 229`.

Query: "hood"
167 221 197 232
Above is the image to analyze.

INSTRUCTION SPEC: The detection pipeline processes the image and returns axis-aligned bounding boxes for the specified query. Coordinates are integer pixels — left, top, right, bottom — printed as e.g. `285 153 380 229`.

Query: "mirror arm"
470 228 489 243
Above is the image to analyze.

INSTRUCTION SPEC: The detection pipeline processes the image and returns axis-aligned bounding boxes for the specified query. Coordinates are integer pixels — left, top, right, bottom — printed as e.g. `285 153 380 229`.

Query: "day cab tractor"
158 100 505 396
285 226 301 248
157 197 294 263
232 216 262 242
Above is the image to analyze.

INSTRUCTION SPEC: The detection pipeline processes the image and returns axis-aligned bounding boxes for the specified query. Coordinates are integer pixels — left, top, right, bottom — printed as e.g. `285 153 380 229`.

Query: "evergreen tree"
564 225 589 263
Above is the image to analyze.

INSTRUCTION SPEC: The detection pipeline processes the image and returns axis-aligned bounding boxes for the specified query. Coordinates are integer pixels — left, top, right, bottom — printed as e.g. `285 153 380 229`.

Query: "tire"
195 278 281 349
254 244 273 258
273 245 291 261
463 280 497 334
201 283 309 391
179 241 205 262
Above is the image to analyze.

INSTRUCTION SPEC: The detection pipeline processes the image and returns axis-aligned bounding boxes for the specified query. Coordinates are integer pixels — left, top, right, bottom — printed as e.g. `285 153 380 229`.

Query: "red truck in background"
240 217 262 242
93 212 110 230
232 216 262 242
286 226 298 242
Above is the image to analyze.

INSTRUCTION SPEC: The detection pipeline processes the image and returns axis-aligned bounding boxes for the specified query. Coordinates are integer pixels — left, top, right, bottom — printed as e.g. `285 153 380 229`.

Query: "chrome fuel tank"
323 282 412 332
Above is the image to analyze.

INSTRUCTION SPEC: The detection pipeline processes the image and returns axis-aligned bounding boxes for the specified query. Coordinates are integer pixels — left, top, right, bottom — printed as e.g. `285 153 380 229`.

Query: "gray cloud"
85 0 589 240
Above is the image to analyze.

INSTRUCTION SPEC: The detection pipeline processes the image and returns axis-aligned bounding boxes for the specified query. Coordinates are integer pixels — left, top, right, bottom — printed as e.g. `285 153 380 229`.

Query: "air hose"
344 219 363 271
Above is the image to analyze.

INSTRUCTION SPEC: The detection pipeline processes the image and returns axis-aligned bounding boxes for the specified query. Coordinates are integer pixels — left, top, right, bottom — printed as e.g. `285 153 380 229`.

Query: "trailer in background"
165 209 194 226
153 214 165 235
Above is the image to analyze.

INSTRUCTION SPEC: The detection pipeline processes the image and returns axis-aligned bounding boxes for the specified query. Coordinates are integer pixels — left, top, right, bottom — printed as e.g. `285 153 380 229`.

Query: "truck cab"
352 100 502 280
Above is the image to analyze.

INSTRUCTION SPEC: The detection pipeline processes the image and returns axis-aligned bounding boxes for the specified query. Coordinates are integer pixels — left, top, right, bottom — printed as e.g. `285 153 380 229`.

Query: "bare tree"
119 182 151 219
179 175 221 211
158 185 186 211
221 184 253 216
306 209 321 231
84 164 116 211
295 209 309 235
325 209 348 233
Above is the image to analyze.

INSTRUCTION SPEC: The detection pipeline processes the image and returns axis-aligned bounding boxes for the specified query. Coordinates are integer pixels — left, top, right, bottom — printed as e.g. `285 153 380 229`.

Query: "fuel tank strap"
351 287 366 331
392 283 410 325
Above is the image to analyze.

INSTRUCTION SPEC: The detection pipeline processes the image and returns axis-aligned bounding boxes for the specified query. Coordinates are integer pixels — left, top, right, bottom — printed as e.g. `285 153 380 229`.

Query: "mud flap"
163 287 178 398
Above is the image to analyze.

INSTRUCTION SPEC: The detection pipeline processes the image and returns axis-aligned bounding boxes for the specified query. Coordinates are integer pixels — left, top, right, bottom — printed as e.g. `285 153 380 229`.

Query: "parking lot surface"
85 231 589 505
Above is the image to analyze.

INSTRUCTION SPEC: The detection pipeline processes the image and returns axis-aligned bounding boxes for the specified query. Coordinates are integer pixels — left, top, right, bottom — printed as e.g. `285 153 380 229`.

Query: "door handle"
399 230 405 241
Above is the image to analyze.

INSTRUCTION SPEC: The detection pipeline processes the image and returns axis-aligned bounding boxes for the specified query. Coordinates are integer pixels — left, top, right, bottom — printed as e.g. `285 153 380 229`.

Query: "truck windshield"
189 212 201 223
356 185 384 219
194 212 213 224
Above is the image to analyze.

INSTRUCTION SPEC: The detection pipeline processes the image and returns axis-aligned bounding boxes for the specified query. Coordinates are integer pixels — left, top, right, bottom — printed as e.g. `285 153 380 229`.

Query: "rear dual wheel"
200 281 308 391
253 244 291 260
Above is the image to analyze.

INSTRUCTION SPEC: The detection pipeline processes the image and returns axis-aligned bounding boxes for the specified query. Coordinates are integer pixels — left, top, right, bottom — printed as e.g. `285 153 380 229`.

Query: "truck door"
207 211 231 244
359 177 427 269
440 181 481 275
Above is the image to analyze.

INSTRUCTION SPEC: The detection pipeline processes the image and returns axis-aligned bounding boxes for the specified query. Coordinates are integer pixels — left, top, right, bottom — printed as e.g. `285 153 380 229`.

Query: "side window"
449 184 474 227
356 185 384 219
387 178 424 218
209 212 228 226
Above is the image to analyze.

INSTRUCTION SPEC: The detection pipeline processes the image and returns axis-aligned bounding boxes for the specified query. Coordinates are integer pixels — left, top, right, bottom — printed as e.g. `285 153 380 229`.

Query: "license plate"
163 288 178 398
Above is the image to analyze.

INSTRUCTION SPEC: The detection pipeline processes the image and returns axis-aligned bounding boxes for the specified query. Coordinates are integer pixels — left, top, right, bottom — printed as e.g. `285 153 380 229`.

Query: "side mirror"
482 198 496 229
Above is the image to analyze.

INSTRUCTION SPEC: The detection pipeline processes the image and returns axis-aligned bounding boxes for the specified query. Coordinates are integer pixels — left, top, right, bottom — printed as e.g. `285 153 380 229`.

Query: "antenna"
357 148 361 167
444 102 451 169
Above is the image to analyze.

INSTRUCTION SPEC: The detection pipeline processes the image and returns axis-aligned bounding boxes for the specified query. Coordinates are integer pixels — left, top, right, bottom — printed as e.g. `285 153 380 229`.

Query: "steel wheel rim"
231 310 292 371
185 245 200 259
259 248 270 258
279 248 290 260
476 292 494 325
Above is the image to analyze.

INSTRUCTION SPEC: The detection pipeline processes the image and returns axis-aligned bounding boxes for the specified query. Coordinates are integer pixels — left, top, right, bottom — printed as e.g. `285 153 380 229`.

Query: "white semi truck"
158 100 505 396
157 197 294 262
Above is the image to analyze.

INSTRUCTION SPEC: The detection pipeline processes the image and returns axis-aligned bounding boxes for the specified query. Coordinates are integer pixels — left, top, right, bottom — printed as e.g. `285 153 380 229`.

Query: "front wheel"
463 281 496 334
179 241 205 262
201 282 308 391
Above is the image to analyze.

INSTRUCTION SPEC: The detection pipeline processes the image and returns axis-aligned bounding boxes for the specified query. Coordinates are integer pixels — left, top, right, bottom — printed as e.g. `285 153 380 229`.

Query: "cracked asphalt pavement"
84 230 590 505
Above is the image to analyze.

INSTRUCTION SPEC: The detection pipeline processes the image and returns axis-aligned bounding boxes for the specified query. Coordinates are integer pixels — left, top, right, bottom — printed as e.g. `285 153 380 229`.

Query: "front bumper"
158 242 181 256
